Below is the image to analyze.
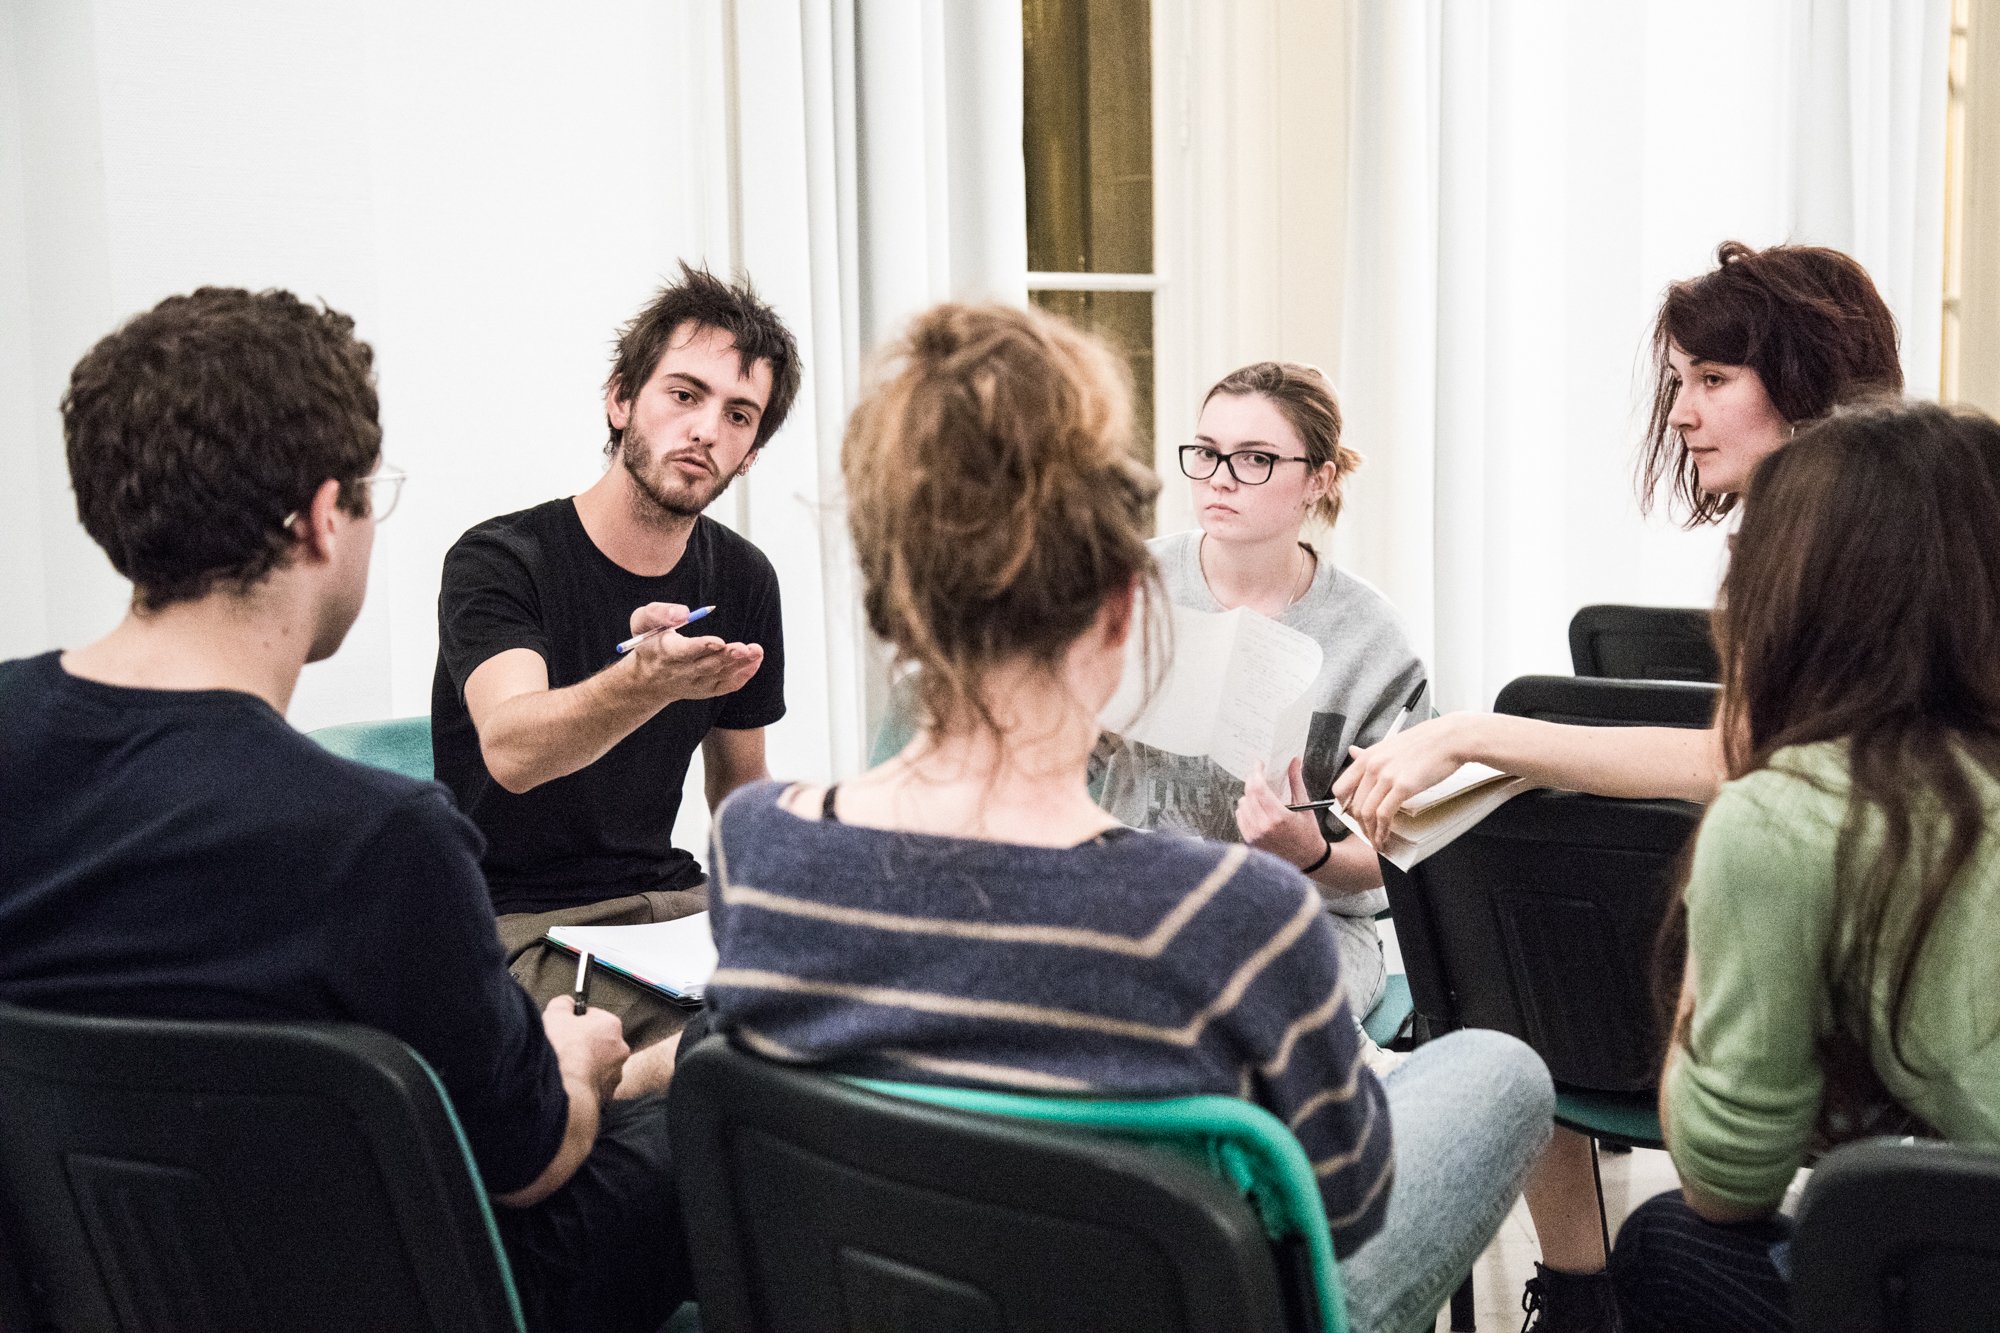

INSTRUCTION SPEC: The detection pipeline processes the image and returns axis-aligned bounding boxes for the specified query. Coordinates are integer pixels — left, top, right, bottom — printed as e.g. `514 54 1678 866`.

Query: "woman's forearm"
1455 714 1722 803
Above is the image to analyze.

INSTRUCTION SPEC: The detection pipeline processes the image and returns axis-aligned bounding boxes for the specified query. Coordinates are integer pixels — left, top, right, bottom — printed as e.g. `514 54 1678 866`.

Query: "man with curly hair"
0 288 691 1333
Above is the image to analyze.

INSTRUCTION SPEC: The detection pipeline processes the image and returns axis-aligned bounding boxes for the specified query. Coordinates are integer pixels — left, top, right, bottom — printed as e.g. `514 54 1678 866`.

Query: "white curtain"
1336 0 1950 714
0 0 1025 849
730 0 1027 794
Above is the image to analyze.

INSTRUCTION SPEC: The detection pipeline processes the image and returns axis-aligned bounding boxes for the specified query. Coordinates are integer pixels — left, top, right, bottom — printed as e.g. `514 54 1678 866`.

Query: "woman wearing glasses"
1095 363 1428 1029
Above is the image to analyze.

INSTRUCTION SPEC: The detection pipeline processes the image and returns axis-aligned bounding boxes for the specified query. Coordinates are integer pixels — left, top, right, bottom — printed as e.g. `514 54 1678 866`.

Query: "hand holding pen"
541 955 628 1106
573 950 594 1016
1285 679 1428 814
614 602 764 703
616 605 714 655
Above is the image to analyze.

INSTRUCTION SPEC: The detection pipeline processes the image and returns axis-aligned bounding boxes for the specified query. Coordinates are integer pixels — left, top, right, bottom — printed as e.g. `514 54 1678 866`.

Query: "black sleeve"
336 790 568 1197
715 543 786 731
438 528 548 703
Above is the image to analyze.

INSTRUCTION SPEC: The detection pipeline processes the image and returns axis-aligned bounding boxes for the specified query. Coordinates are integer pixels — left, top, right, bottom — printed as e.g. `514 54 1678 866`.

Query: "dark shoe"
1520 1262 1622 1332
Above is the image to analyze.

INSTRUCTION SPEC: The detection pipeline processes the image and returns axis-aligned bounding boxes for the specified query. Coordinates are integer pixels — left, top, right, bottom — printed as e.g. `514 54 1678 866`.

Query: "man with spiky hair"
432 263 800 1044
0 287 692 1333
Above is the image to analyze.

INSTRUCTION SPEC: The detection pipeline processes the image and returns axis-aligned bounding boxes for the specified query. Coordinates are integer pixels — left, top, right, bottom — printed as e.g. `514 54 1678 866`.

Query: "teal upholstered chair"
309 716 434 781
670 1038 1346 1332
857 1077 1350 1333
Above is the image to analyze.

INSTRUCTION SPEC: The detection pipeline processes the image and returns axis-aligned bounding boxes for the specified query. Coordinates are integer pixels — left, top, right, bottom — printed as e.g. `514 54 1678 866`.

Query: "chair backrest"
1793 1138 2000 1332
1381 677 1707 1092
853 1075 1345 1333
670 1039 1333 1333
1494 674 1717 730
308 716 435 781
1568 604 1719 683
0 1003 523 1333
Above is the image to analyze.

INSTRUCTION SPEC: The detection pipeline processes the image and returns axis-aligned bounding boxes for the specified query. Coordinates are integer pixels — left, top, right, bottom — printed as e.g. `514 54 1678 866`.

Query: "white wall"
3 0 1023 855
3 1 744 732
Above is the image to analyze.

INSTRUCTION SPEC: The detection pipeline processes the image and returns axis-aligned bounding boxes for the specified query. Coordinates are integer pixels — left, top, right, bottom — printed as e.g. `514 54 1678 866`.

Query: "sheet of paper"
1099 600 1233 756
1400 761 1509 815
546 912 718 1001
1206 611 1326 780
1100 602 1324 784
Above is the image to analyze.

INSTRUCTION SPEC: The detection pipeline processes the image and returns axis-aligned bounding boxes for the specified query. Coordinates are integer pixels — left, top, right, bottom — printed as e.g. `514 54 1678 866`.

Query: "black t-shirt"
0 653 567 1197
431 500 786 914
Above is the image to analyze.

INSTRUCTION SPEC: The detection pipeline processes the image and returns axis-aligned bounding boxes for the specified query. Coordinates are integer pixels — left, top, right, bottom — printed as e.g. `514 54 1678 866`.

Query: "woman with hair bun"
1095 361 1429 1038
1333 241 1906 1330
1613 401 2000 1331
701 302 1554 1332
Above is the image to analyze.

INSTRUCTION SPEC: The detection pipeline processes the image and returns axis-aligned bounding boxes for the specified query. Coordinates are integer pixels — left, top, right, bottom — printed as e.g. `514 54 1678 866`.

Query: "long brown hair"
844 303 1162 743
1638 241 1902 527
1695 402 2000 1104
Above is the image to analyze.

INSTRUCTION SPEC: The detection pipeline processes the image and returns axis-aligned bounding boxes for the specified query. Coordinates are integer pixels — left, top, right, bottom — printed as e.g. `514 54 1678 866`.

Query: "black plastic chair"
670 1037 1327 1333
1496 673 1717 730
1792 1138 2000 1332
1568 604 1719 683
1382 677 1711 1326
1387 675 1713 1086
0 1002 525 1333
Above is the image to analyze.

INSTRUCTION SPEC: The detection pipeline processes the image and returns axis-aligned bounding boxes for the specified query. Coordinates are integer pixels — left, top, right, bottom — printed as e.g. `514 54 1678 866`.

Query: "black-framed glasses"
1178 444 1311 486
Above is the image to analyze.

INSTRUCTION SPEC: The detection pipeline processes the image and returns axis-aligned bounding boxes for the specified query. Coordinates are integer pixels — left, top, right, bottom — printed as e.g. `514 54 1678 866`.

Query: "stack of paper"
545 912 718 1003
1335 763 1544 870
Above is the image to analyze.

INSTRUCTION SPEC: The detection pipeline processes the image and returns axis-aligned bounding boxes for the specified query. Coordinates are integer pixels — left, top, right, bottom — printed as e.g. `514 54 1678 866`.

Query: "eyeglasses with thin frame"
358 462 407 522
280 461 408 531
1178 444 1312 486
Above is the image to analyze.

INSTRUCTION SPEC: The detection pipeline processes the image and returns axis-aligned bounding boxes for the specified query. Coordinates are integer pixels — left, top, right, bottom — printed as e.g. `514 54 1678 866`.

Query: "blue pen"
615 605 715 655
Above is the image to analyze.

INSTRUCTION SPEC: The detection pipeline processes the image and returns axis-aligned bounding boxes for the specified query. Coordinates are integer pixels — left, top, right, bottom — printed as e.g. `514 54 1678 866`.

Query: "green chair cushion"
1363 973 1413 1049
1554 1087 1663 1149
309 717 435 782
850 1078 1347 1333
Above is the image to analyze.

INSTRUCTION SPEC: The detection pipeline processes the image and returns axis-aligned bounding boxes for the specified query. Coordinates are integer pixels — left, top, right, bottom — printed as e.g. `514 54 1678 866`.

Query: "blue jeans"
1328 911 1389 1025
1339 1030 1556 1333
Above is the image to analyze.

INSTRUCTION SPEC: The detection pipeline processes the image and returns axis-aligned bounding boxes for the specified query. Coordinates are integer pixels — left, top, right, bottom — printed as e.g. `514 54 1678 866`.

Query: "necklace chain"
1197 534 1313 612
1287 543 1313 607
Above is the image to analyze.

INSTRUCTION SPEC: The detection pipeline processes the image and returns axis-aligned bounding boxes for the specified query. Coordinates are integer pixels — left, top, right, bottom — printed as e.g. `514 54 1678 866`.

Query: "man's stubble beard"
619 431 739 529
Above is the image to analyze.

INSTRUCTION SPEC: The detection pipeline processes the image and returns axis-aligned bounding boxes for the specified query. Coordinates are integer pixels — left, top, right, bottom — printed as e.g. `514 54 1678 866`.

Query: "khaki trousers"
496 887 707 1052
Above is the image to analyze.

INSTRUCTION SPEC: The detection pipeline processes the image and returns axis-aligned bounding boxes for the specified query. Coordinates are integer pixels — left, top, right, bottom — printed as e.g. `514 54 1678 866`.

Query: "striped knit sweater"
704 780 1394 1255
